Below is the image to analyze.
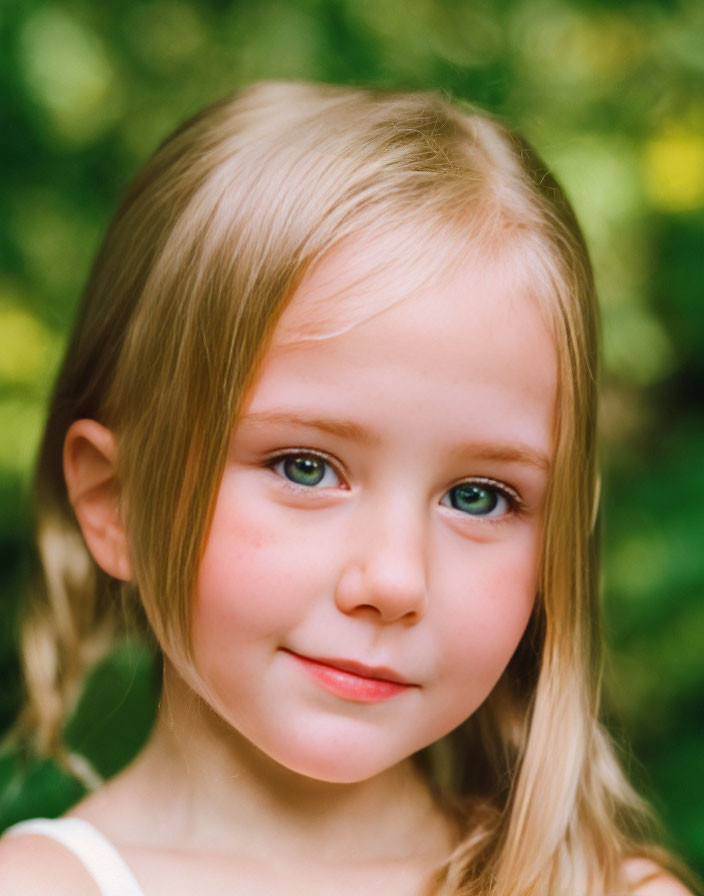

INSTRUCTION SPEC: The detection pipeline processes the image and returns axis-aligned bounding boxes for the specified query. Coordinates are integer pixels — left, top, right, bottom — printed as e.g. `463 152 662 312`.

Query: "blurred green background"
1 0 702 879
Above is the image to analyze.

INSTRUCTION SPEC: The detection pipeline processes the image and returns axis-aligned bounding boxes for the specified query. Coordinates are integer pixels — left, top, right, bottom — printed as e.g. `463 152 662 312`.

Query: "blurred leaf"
0 751 85 829
19 6 123 143
0 398 46 477
0 295 61 390
643 127 704 212
64 641 159 780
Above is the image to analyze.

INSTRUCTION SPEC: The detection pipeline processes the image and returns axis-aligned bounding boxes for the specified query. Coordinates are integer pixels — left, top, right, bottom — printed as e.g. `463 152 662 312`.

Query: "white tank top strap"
4 817 145 896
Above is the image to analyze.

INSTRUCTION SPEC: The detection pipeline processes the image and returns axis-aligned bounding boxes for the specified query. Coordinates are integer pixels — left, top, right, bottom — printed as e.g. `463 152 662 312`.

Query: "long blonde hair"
20 81 670 894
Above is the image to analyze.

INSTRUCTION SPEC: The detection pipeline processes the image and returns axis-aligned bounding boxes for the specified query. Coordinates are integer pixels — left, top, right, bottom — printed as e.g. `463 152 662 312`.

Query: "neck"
110 661 455 865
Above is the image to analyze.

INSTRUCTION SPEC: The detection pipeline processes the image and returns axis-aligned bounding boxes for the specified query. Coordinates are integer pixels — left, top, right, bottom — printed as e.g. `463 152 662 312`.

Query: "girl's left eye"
440 480 515 518
270 453 341 488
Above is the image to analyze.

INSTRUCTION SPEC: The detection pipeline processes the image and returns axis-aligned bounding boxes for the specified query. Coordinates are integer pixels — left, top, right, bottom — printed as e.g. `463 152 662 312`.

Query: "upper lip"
285 650 416 686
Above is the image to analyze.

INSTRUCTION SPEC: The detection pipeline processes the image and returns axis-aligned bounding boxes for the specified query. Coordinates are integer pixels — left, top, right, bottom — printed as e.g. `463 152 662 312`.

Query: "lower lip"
286 652 414 703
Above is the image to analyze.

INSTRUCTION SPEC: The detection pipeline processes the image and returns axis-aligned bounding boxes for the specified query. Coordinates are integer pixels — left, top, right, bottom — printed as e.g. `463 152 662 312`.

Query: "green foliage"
1 0 702 877
0 642 159 828
62 642 159 780
0 752 85 830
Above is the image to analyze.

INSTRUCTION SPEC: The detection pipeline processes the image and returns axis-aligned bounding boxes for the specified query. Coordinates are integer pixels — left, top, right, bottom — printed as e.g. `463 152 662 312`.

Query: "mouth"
282 649 417 703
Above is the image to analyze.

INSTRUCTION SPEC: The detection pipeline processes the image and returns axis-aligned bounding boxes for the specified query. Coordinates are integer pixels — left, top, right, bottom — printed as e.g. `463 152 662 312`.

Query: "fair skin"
0 238 692 896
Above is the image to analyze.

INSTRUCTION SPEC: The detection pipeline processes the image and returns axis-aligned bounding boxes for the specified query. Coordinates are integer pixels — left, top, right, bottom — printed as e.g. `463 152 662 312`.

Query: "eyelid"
442 476 525 521
264 448 349 488
262 454 524 515
452 476 522 507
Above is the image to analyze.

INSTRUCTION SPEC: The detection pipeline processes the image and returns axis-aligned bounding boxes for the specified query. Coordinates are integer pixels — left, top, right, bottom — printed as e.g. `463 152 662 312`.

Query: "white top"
4 817 145 896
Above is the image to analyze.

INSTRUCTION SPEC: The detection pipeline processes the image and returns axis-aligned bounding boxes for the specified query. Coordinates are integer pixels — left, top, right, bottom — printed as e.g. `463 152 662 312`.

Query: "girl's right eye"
269 452 342 489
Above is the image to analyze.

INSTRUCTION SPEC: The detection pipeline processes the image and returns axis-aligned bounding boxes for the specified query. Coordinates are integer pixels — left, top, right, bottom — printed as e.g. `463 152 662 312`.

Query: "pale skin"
0 237 692 895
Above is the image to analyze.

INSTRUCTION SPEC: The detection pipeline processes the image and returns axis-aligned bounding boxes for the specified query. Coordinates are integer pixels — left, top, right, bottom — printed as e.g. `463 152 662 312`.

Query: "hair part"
19 81 675 894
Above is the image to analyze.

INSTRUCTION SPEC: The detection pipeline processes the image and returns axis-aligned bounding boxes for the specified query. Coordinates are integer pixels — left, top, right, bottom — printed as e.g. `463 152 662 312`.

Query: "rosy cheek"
193 484 320 643
437 546 538 681
472 569 536 643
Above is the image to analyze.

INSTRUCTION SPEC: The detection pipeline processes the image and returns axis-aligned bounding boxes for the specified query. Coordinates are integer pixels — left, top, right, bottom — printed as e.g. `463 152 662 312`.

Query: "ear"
63 419 132 581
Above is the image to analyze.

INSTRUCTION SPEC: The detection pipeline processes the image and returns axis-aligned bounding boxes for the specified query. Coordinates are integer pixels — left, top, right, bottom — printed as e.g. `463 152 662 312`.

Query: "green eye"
442 482 509 517
272 453 340 488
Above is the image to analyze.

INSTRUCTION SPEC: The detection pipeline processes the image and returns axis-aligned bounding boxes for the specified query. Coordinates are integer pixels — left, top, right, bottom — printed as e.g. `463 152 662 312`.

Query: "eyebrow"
447 443 551 473
240 411 550 472
240 411 381 446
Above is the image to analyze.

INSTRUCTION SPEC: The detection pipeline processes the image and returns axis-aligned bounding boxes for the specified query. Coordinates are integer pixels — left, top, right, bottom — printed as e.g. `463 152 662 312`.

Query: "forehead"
247 230 557 457
273 226 555 351
273 224 481 344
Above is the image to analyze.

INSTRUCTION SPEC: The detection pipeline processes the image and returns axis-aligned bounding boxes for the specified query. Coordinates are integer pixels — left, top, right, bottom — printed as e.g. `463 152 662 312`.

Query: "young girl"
0 81 695 896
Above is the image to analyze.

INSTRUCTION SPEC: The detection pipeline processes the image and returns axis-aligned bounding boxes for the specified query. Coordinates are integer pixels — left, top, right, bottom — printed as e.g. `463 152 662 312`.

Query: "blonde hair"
19 81 674 894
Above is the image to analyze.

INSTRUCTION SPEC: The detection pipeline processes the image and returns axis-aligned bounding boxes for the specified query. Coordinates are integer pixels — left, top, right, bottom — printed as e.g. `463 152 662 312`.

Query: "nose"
334 506 429 624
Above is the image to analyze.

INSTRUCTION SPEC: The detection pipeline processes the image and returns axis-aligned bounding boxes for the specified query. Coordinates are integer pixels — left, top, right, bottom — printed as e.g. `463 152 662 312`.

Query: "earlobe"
63 419 132 581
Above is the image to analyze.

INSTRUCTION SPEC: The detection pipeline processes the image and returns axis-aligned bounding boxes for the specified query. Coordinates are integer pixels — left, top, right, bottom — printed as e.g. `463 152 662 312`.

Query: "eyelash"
265 450 524 521
441 476 524 523
266 449 346 491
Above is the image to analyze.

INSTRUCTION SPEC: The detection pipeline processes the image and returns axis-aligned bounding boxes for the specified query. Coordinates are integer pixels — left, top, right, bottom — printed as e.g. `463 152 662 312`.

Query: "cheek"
192 477 321 650
434 534 539 701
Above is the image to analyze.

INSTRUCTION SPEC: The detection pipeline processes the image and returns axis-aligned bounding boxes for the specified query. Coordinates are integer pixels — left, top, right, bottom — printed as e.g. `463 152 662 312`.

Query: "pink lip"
283 650 417 703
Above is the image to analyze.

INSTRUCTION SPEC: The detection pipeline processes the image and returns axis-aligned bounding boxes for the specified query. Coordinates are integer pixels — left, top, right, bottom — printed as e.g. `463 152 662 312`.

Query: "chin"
254 724 417 785
195 681 422 784
271 748 400 784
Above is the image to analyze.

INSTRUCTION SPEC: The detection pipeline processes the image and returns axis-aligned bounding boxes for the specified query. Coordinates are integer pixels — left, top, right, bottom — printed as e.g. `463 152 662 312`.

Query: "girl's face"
190 236 556 783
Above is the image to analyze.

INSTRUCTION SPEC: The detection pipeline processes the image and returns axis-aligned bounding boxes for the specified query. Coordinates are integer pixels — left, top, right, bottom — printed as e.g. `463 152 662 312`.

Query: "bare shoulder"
0 832 99 895
622 858 696 896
